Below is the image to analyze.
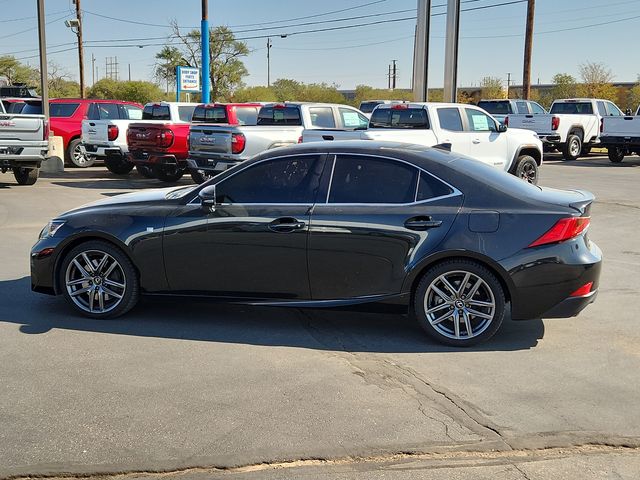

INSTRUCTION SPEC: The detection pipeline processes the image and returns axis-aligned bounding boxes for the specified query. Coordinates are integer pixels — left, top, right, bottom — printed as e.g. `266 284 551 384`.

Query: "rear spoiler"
569 190 595 215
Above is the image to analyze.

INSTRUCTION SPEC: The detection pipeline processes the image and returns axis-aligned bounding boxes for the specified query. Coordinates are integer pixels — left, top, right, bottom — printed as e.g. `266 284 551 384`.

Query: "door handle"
322 135 334 141
472 139 481 144
89 122 95 126
269 217 306 233
404 216 442 231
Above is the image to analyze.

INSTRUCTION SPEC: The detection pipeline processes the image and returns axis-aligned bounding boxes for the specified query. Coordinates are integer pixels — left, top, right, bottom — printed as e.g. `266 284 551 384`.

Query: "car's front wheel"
413 260 506 347
59 240 139 318
512 155 539 185
153 165 185 183
104 154 134 175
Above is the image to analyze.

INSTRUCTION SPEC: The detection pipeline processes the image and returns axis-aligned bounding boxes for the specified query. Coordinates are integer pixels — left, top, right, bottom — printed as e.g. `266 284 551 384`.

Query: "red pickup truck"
127 102 261 183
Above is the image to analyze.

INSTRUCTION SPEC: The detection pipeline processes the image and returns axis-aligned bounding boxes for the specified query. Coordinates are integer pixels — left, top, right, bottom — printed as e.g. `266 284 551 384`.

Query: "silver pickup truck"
600 105 640 163
187 102 369 181
0 101 48 185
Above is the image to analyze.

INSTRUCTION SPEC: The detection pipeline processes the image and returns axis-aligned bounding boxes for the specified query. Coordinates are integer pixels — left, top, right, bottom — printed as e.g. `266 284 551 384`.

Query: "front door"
463 107 509 170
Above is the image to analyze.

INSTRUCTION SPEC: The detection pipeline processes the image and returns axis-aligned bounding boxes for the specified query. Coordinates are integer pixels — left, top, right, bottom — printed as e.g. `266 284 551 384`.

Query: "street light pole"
201 0 211 103
413 0 431 102
267 38 272 87
443 0 461 103
74 0 85 98
37 0 49 121
522 0 535 99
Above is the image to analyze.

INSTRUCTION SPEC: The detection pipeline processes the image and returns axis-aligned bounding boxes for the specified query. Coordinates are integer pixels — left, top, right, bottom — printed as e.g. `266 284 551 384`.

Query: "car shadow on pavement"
0 277 545 353
544 157 640 168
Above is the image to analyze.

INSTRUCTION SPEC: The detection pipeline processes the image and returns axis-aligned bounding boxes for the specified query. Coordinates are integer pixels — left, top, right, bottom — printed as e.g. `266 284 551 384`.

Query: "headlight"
39 220 66 239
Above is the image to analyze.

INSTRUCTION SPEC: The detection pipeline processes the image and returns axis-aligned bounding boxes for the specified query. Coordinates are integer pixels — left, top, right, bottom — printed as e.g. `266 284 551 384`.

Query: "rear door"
463 107 509 170
308 154 461 299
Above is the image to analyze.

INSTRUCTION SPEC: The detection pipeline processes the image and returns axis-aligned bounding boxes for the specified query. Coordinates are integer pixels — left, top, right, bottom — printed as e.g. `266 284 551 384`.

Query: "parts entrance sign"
176 66 200 101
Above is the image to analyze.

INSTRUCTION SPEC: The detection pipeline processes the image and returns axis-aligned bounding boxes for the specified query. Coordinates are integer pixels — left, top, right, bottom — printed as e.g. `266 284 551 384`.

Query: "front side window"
437 108 463 132
530 102 546 114
605 102 623 116
339 107 369 129
328 156 418 204
309 107 336 128
596 101 607 116
216 155 323 204
465 108 498 132
95 103 120 120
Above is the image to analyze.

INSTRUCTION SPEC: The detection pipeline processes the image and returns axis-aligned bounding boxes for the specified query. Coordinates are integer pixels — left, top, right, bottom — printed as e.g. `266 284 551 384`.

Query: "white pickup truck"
81 102 144 174
506 98 625 161
600 105 640 163
187 102 369 178
302 102 543 184
0 101 48 185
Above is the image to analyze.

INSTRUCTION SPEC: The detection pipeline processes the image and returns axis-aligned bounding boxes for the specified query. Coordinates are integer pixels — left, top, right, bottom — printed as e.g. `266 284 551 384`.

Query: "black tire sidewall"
514 155 538 185
413 259 506 347
608 147 625 163
136 165 155 178
563 134 582 161
14 167 38 185
59 240 139 319
105 155 134 175
154 165 185 183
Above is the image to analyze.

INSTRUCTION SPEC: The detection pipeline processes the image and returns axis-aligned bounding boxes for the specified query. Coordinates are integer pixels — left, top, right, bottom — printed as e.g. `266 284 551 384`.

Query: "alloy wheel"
520 162 537 184
72 144 92 167
65 250 126 314
423 270 496 340
569 139 581 157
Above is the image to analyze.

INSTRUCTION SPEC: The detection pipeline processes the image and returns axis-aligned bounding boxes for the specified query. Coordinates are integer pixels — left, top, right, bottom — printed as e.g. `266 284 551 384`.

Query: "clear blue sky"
1 0 639 90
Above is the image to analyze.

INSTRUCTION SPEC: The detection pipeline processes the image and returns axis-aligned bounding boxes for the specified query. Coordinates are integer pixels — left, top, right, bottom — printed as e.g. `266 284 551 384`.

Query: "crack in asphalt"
512 463 533 480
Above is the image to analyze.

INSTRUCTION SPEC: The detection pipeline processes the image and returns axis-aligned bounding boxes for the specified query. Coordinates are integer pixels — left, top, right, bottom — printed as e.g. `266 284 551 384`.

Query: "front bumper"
30 237 63 295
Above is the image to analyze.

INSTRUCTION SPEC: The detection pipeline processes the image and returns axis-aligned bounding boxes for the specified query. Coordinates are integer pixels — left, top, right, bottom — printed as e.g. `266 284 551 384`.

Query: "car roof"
374 102 478 110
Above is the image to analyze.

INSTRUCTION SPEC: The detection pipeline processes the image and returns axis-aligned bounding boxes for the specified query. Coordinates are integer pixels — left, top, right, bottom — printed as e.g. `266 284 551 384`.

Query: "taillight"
157 129 174 148
528 217 590 248
297 135 303 144
551 116 560 131
504 116 509 127
570 282 594 297
231 132 246 154
107 124 119 141
43 120 49 141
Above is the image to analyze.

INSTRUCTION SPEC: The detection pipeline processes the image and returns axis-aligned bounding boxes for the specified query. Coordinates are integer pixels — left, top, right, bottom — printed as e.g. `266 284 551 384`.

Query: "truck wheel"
14 167 39 185
104 155 134 175
608 147 625 163
512 155 539 185
136 165 154 178
190 169 215 184
154 165 185 183
67 138 95 168
562 134 582 161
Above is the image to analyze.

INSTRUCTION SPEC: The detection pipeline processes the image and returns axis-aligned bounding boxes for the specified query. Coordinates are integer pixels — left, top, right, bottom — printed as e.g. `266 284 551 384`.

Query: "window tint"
530 102 546 114
216 155 323 204
516 101 529 114
235 106 259 125
257 106 302 125
329 156 418 204
596 101 607 116
359 101 383 113
550 102 593 114
417 171 454 201
465 108 497 132
605 102 623 116
477 101 511 115
50 102 80 118
6 101 25 113
142 104 171 120
94 103 120 120
309 107 336 128
192 106 228 123
339 107 369 129
369 107 429 129
123 105 143 120
437 107 463 131
20 102 43 115
178 106 196 122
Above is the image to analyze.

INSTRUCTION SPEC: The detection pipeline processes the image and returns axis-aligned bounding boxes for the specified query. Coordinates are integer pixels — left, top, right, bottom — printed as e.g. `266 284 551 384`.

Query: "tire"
511 155 539 185
59 240 139 319
580 146 592 156
413 259 506 347
607 147 625 163
136 165 154 178
66 138 95 168
104 154 134 175
562 134 582 161
13 167 39 185
153 165 185 183
190 169 215 184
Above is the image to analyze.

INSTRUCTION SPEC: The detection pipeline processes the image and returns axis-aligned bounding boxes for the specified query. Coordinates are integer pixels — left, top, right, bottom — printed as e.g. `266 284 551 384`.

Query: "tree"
232 86 277 103
0 55 38 86
480 77 504 99
154 46 184 93
550 73 577 101
628 77 640 111
87 79 164 104
47 62 80 98
166 22 249 100
577 62 617 101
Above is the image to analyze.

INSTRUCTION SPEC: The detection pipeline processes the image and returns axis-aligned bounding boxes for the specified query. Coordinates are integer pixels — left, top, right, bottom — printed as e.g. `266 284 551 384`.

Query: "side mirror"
497 123 508 133
199 184 217 211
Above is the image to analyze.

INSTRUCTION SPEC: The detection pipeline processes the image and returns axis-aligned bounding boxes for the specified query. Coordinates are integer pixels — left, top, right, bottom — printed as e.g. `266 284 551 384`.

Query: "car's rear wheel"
190 169 215 184
104 154 134 175
580 146 592 156
512 155 539 185
153 165 185 183
136 165 154 178
67 138 95 168
13 167 39 185
413 260 506 347
562 134 582 161
59 240 139 318
607 147 625 163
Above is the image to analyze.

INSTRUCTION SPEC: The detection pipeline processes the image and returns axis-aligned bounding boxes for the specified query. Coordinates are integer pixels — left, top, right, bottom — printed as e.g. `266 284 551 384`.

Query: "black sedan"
31 141 602 346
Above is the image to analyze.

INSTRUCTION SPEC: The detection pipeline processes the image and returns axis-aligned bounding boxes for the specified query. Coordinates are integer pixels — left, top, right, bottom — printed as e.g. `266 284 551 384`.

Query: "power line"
0 9 68 23
0 12 71 40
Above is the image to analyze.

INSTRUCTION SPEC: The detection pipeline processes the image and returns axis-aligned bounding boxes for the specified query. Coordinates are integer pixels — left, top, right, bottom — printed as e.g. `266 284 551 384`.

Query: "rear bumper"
83 144 126 157
187 153 242 173
539 135 562 144
541 290 598 318
599 136 640 149
128 152 185 167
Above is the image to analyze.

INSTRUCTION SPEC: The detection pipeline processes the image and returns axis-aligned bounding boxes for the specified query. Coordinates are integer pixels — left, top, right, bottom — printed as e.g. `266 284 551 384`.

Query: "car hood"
507 127 540 140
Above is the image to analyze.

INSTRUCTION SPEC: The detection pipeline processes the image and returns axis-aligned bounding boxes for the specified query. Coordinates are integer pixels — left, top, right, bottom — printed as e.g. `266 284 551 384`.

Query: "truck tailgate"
189 126 233 155
82 120 108 144
602 116 640 137
507 114 554 133
0 114 44 142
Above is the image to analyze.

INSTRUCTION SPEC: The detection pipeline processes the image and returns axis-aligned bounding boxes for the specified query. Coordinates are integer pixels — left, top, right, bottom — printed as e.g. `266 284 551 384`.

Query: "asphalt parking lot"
1 154 639 479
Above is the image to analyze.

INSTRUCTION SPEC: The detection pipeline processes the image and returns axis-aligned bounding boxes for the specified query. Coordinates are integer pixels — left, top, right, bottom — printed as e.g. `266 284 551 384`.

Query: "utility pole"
443 0 461 102
73 0 85 98
128 63 131 81
91 53 95 86
392 60 397 90
267 38 272 87
413 0 431 102
37 0 49 121
201 0 211 103
388 64 392 89
506 72 511 98
522 0 535 99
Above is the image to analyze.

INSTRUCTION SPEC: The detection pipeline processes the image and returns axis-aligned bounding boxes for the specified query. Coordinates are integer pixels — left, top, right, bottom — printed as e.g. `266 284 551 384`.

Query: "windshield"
550 102 594 114
477 101 511 115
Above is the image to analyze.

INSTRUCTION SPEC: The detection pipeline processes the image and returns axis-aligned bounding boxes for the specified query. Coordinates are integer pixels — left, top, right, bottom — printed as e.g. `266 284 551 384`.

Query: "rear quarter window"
257 106 302 126
369 108 429 129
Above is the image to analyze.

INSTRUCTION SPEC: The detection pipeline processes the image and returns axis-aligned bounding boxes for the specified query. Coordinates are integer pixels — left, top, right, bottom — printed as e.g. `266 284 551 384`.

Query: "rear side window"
20 102 43 115
142 105 171 120
329 156 418 204
477 101 511 115
369 108 429 129
417 171 453 201
550 102 593 114
596 102 607 116
309 107 336 128
192 106 228 123
437 108 463 131
50 103 80 118
178 106 196 123
257 106 302 126
235 106 259 125
516 101 529 114
359 101 383 114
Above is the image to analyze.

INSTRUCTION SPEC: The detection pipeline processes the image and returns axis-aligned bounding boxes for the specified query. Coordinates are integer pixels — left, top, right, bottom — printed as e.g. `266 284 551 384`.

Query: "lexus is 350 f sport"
31 141 602 346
